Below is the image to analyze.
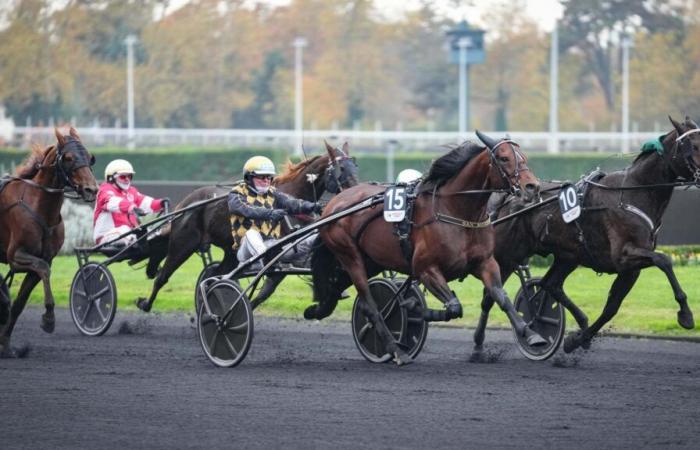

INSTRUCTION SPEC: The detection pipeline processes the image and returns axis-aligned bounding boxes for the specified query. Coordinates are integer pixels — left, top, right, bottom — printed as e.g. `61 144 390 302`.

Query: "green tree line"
1 0 698 132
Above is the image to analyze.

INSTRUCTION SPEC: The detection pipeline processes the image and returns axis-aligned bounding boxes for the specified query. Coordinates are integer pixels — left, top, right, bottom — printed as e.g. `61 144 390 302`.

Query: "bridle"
674 128 700 183
488 139 530 196
29 137 95 197
322 149 358 195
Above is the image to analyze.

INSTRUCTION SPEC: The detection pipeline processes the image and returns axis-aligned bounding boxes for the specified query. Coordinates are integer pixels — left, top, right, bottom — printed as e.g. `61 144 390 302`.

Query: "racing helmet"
104 159 135 181
243 156 276 179
396 168 422 184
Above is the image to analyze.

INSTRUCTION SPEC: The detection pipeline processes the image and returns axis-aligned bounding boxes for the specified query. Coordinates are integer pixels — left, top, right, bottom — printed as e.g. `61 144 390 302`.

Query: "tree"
559 0 685 112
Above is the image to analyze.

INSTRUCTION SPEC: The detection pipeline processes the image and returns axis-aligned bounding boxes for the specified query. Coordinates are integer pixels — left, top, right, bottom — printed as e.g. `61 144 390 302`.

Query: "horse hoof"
469 346 484 363
303 305 318 320
525 329 547 347
40 315 55 334
136 298 151 313
581 338 592 350
563 334 579 353
392 350 414 366
678 310 695 330
446 302 463 319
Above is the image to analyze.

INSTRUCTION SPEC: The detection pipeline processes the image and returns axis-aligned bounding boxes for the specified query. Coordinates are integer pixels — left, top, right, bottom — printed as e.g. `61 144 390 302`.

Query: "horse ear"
685 115 700 129
324 140 335 159
54 128 66 147
342 142 350 155
475 130 498 150
69 127 81 140
669 116 685 134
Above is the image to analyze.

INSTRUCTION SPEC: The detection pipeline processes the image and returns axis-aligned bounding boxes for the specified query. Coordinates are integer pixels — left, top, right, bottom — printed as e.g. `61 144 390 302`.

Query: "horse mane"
274 155 324 184
15 144 53 179
424 141 486 186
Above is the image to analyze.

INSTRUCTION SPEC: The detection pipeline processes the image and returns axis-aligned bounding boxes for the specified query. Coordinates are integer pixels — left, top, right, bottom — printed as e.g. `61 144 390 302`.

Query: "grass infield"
11 249 700 337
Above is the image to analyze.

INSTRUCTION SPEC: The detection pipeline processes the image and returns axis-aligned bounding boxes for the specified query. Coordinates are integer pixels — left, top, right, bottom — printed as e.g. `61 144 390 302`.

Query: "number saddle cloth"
389 180 420 271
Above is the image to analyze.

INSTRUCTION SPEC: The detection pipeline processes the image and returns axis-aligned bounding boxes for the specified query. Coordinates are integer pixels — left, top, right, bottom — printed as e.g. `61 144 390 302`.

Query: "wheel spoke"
213 289 227 313
208 330 219 353
94 299 108 323
222 333 239 358
92 285 111 299
226 321 248 334
536 316 560 326
380 298 398 320
73 288 87 298
200 315 216 327
357 322 372 341
79 301 93 325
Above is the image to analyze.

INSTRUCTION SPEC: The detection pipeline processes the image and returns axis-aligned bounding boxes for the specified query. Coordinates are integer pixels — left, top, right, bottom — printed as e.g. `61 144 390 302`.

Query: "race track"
3 307 700 449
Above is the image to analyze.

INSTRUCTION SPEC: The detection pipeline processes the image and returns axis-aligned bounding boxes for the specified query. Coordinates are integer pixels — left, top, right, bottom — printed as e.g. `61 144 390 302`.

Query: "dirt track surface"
3 307 700 449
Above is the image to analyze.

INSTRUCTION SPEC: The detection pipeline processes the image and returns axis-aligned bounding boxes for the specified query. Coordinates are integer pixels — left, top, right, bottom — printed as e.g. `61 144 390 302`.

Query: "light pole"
621 35 632 154
124 34 137 150
548 21 559 154
293 37 307 157
457 37 470 135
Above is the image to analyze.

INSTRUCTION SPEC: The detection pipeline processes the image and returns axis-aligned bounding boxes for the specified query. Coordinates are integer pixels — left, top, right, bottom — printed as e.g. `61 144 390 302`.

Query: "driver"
396 168 422 184
229 156 322 266
93 159 169 246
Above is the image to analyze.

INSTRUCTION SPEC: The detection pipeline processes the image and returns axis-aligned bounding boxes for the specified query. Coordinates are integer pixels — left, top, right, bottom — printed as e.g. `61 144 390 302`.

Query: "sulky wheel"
393 278 429 360
197 279 253 368
69 263 117 336
194 261 221 312
351 278 408 363
513 277 566 361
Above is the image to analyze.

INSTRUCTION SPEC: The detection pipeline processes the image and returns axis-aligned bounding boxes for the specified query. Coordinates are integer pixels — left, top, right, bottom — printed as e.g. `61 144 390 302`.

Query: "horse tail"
306 236 350 320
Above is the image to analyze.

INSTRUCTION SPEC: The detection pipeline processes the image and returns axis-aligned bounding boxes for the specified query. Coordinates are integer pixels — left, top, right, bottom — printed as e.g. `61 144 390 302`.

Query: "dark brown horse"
0 128 97 356
309 132 545 365
474 116 700 356
135 142 359 312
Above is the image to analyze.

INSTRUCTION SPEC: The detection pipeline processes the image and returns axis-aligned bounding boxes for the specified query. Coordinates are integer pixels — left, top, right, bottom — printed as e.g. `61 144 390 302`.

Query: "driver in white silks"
228 156 322 267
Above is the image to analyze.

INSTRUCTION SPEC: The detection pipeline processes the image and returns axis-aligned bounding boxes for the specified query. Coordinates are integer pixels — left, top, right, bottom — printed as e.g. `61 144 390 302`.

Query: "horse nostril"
525 183 539 193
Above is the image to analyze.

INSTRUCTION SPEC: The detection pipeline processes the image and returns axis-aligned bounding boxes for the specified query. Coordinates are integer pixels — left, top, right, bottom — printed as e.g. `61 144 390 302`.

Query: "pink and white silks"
92 182 164 245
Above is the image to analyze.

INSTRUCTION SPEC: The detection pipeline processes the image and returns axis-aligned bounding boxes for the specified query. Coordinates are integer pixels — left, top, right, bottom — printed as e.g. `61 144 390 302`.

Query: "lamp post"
124 34 137 150
621 35 632 154
293 37 307 157
446 22 485 137
548 21 559 154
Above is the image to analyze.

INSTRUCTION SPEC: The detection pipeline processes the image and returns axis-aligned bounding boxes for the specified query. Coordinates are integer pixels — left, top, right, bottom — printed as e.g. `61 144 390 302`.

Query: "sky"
165 0 565 31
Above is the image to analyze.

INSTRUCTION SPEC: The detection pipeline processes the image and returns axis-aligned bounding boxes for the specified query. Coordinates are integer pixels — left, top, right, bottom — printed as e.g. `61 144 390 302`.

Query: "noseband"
674 128 700 183
488 140 528 196
324 150 357 194
31 138 95 195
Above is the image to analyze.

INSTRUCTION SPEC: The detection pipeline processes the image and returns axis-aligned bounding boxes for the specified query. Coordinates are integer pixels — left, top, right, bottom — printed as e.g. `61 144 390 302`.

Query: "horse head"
53 128 98 202
475 130 540 202
323 141 359 194
668 116 700 183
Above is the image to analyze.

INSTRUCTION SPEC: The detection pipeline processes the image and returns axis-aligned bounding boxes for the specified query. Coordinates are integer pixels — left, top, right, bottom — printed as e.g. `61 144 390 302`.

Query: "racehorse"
136 142 359 312
309 132 545 365
473 116 699 356
0 128 97 356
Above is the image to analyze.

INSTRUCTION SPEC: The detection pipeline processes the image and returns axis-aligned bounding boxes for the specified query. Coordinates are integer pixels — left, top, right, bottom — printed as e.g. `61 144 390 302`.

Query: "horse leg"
476 258 547 347
620 246 694 329
12 249 55 333
473 266 515 354
0 275 10 326
540 260 589 331
251 274 285 304
418 266 464 321
137 239 200 312
563 270 640 353
0 272 40 357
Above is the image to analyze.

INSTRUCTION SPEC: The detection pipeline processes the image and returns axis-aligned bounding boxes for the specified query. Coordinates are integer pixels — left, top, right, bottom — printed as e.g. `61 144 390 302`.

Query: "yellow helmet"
104 159 135 181
243 156 276 178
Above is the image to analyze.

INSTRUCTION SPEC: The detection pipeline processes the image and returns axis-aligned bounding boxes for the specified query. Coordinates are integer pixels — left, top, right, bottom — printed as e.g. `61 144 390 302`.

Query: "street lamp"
621 35 633 154
548 21 559 154
446 22 485 137
124 34 137 150
292 37 307 157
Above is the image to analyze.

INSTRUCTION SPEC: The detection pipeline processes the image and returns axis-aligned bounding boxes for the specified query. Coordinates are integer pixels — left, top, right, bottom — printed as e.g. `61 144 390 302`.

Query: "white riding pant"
236 229 316 266
98 225 137 246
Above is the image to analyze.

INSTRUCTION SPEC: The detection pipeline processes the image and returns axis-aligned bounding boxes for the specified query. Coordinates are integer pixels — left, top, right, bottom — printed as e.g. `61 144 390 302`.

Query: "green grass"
11 249 700 337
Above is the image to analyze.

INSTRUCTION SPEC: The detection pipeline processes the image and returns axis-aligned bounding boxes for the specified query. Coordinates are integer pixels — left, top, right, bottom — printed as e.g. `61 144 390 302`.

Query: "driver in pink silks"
93 159 169 246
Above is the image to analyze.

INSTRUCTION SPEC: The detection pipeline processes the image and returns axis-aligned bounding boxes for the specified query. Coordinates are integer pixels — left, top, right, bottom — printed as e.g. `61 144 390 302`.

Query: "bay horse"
0 128 97 356
474 116 699 356
135 142 359 312
309 132 546 365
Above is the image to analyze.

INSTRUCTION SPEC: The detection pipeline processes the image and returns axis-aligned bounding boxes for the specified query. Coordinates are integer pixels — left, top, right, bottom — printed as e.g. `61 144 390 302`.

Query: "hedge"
0 146 635 183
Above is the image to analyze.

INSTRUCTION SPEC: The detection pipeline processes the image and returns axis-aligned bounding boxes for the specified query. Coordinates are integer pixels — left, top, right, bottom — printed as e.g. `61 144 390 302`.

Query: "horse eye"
499 156 509 163
64 153 74 161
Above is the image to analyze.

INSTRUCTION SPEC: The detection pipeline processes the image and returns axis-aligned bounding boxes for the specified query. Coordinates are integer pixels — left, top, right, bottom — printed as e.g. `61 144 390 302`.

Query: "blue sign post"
446 22 485 134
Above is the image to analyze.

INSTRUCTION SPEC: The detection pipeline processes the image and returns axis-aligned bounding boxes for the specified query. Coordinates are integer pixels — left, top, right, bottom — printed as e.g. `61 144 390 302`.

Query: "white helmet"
104 159 135 181
396 169 422 184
